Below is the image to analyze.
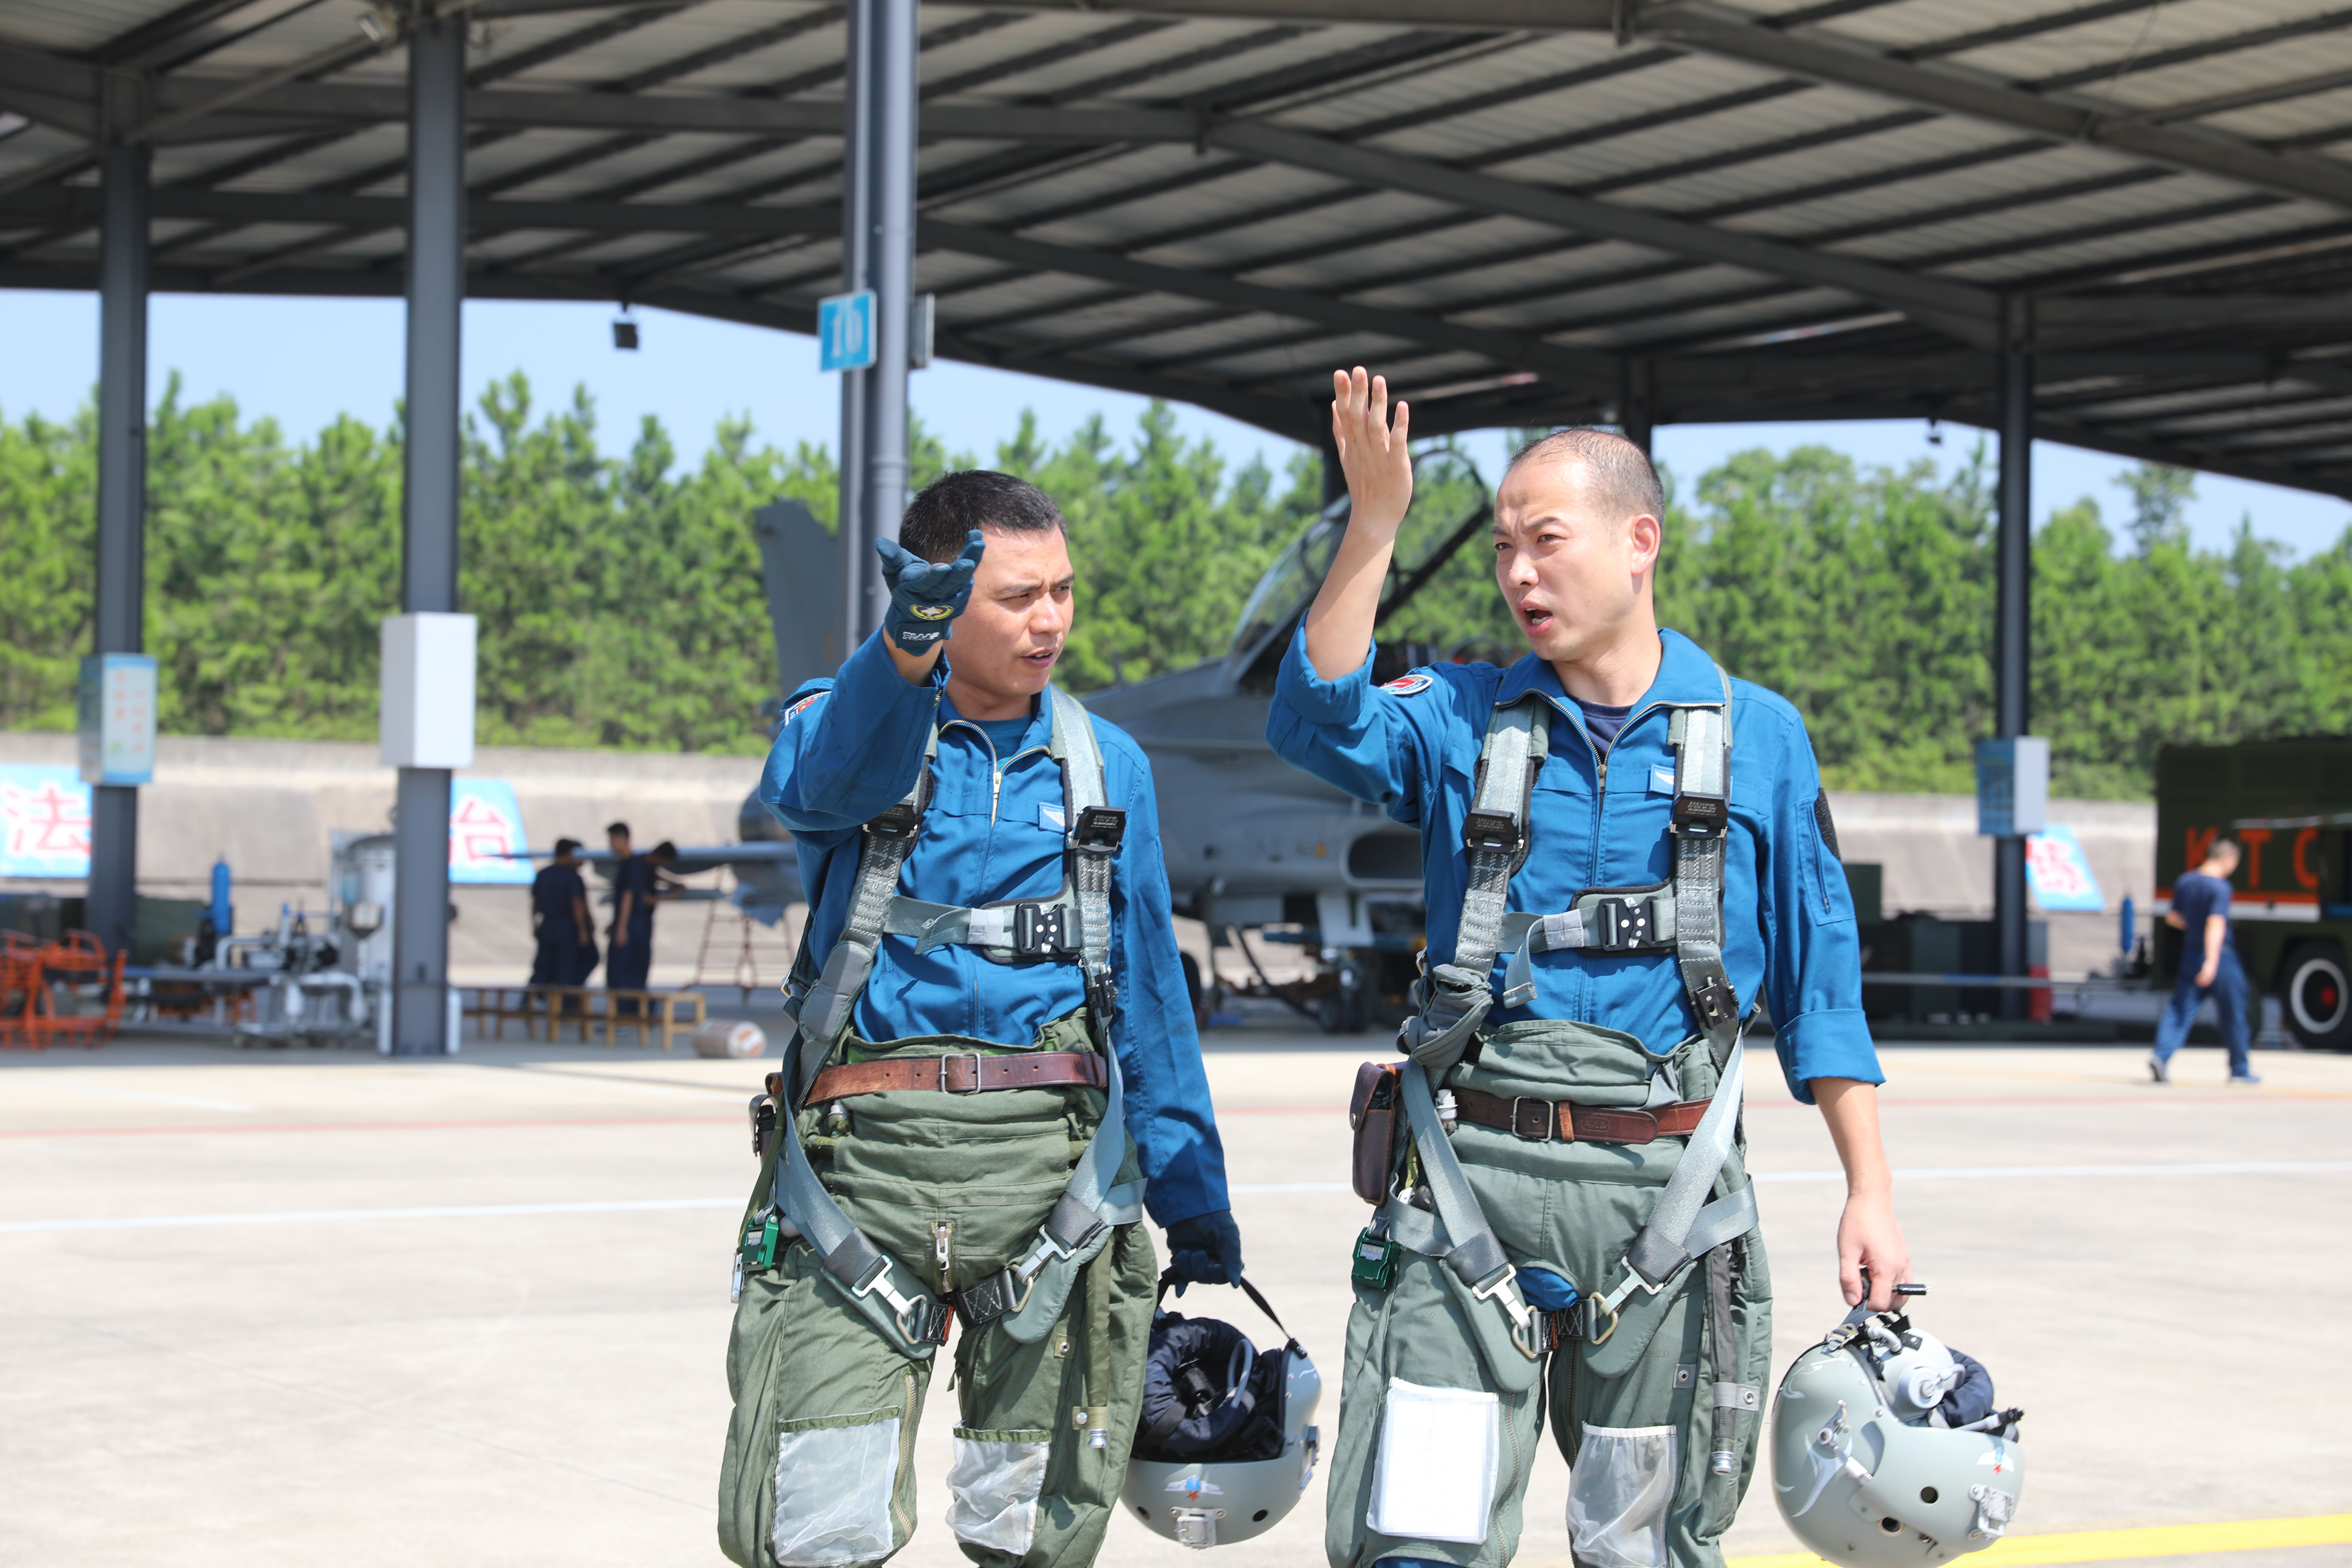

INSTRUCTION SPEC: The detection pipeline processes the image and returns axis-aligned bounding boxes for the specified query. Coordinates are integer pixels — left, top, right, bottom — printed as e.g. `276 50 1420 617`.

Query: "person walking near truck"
2152 836 2255 1084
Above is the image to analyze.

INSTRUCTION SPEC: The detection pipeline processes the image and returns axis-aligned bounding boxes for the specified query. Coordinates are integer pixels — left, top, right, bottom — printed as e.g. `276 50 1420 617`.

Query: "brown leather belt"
805 1050 1106 1101
1451 1086 1710 1144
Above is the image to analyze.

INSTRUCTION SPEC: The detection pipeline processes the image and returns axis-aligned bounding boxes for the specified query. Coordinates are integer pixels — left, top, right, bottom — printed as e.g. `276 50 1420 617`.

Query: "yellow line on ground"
1720 1511 2352 1567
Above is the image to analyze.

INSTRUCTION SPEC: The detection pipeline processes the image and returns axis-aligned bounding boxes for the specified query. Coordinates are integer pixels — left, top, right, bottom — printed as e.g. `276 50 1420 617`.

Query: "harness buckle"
1011 902 1072 957
1693 975 1739 1028
866 799 923 841
1587 896 1656 951
1463 807 1524 856
1071 805 1126 852
1509 1096 1557 1141
940 1052 986 1094
1671 793 1728 840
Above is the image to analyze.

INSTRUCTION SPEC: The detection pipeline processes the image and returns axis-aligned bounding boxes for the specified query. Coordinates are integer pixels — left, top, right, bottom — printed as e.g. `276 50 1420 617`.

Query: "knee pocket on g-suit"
946 1427 1054 1555
770 1406 912 1567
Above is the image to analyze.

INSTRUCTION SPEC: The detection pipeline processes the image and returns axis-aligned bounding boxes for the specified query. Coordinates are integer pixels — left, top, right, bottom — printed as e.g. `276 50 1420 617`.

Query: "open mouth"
1517 603 1554 634
1021 646 1061 669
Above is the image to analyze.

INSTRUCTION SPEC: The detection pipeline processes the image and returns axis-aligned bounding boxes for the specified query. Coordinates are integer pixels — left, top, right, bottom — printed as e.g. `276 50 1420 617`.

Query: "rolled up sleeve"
1754 705 1882 1104
1108 749 1229 1225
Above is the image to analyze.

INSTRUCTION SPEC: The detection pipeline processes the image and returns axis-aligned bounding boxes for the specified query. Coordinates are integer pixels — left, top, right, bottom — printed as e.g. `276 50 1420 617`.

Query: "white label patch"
1381 673 1434 696
1040 803 1066 831
1650 765 1677 794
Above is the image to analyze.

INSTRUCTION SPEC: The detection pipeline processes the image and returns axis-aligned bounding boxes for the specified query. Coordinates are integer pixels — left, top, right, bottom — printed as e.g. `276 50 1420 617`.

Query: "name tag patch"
1040 803 1066 831
1650 765 1677 794
1381 674 1434 696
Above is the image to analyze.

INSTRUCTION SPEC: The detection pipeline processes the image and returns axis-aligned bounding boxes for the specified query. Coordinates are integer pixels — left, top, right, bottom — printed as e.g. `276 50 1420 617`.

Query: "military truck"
2154 738 2352 1049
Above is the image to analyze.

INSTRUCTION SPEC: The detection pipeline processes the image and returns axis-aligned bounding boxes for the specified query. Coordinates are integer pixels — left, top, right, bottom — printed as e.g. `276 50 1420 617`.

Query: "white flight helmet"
1772 1290 2024 1566
1122 1273 1322 1549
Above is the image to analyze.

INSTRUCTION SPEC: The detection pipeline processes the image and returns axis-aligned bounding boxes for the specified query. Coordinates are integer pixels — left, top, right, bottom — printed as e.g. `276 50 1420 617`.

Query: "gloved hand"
1163 1209 1244 1293
875 530 985 657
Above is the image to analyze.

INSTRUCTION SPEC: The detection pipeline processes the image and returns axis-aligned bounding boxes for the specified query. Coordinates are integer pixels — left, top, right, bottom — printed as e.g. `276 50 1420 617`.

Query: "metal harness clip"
1463 807 1524 856
1586 895 1657 951
1011 902 1072 957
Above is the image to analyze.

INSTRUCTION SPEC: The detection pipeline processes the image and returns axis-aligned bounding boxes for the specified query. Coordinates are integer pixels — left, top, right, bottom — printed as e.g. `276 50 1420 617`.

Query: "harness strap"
1596 1033 1758 1316
1384 1060 1542 1359
766 1020 952 1354
1454 701 1547 982
1668 670 1741 1060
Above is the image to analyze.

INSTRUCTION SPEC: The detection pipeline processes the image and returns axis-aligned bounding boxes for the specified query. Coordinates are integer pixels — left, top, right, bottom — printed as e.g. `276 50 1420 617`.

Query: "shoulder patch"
785 693 823 723
1380 673 1434 696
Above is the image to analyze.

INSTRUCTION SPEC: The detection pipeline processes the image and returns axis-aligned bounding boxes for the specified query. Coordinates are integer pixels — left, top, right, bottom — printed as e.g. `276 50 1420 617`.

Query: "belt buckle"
1510 1096 1556 1141
940 1052 986 1094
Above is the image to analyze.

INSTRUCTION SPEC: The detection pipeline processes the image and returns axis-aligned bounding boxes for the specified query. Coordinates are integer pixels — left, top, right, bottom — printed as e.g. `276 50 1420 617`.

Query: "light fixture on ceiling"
612 305 639 351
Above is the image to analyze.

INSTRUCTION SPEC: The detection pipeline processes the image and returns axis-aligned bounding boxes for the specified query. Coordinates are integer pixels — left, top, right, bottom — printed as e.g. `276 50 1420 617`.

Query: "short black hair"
651 840 678 860
553 836 581 858
1506 427 1666 524
899 469 1066 564
607 821 630 840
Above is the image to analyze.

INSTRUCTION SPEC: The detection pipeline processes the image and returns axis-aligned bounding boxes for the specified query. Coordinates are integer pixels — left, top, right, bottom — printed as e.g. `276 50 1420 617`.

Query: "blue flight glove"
1163 1210 1244 1293
874 530 985 657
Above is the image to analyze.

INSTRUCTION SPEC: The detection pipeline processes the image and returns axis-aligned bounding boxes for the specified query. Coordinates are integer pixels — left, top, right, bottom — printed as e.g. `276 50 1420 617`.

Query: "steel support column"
836 0 872 648
860 0 917 622
1620 357 1654 458
391 9 465 1056
89 127 150 959
1994 312 2033 1012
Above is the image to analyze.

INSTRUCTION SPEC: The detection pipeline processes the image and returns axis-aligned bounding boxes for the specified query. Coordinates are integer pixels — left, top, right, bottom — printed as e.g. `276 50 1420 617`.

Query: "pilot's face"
1493 457 1658 667
945 525 1074 707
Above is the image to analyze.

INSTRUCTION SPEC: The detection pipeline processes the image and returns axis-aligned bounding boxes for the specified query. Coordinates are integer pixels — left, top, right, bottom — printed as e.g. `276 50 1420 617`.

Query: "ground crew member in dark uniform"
1271 370 1913 1568
718 470 1240 1568
528 837 595 987
604 821 664 1004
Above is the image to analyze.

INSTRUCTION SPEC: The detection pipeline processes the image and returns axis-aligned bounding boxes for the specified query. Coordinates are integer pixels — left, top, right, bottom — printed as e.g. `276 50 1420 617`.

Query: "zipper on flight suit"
940 720 1050 825
932 1219 954 1293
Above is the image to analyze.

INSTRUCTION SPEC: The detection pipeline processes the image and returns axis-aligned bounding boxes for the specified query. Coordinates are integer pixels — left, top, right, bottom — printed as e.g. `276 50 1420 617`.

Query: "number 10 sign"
818 289 876 372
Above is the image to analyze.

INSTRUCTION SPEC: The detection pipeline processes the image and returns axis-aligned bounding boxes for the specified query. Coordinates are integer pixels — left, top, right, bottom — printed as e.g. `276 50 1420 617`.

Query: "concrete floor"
2 1029 2347 1567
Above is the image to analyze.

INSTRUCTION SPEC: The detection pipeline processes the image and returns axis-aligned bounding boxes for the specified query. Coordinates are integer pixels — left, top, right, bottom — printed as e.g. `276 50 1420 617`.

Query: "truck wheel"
2282 943 2352 1050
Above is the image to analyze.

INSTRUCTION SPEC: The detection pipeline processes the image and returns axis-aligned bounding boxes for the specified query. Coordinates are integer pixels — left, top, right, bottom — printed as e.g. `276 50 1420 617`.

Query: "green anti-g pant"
719 1024 1157 1568
1324 1023 1772 1568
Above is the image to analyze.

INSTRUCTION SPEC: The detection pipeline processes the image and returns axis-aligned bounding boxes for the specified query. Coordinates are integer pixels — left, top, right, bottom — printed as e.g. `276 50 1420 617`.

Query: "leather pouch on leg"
1349 1062 1401 1204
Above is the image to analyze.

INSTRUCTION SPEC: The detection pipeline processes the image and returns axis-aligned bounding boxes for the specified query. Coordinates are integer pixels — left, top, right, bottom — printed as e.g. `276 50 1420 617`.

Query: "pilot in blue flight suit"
716 470 1241 1568
1271 371 1914 1568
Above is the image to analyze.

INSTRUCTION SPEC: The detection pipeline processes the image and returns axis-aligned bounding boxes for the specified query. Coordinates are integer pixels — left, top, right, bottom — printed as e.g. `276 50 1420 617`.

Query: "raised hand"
875 529 985 658
1331 365 1414 538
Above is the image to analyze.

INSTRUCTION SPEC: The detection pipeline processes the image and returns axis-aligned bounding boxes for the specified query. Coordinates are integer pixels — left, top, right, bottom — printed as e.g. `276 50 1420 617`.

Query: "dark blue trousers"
2154 943 2250 1077
607 922 653 1011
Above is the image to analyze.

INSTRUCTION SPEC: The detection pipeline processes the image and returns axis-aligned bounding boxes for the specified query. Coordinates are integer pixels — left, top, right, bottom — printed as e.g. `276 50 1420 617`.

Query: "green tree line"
4 377 2348 793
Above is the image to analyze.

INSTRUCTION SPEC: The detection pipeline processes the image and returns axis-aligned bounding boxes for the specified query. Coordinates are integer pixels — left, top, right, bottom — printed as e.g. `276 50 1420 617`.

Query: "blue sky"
6 289 2348 561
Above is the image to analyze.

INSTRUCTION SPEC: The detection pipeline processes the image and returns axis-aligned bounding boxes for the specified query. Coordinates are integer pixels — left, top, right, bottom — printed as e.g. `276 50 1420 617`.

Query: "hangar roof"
10 0 2352 496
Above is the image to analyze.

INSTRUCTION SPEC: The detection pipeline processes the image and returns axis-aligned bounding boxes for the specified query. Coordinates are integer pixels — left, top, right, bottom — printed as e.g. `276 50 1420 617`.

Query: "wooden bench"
465 984 706 1051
